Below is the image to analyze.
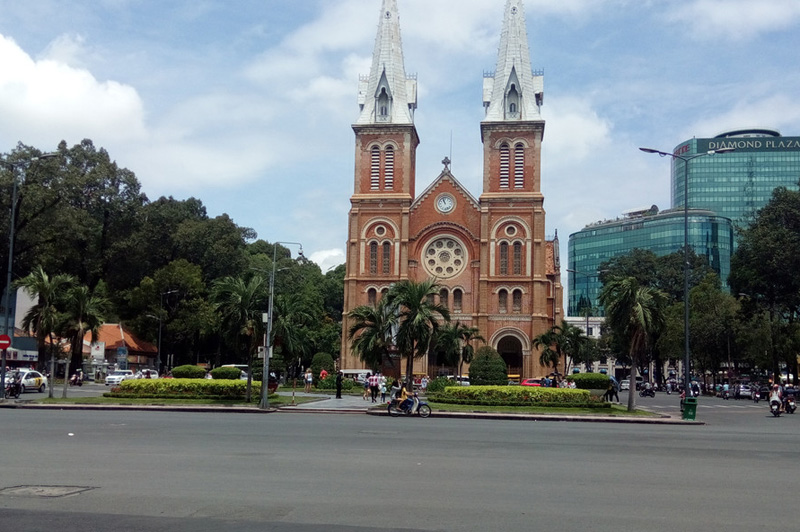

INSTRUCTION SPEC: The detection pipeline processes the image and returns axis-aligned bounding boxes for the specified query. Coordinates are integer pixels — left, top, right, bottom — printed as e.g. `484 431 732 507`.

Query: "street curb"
1 401 704 424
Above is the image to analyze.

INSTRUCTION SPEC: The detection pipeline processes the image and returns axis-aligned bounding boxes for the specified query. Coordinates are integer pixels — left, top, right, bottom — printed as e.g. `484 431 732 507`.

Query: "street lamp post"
639 145 734 395
157 289 177 374
1 154 58 397
260 241 303 410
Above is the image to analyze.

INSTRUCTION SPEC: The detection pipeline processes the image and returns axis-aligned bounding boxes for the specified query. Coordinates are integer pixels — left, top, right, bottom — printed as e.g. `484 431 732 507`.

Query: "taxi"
12 369 48 393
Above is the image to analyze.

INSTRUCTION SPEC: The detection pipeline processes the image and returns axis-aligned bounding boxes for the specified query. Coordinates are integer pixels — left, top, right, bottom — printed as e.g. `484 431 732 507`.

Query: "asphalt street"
1 389 798 532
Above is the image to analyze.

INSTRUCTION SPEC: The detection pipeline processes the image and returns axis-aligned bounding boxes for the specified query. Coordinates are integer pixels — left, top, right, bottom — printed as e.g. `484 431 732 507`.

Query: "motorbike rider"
769 384 783 411
397 383 411 411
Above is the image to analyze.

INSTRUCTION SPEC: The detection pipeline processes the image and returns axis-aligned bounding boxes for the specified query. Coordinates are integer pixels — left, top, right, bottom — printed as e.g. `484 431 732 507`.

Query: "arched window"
369 242 378 274
427 294 435 306
380 287 389 300
367 288 377 307
378 87 390 120
499 242 509 275
498 289 508 313
439 288 449 309
370 146 380 190
384 146 394 189
453 289 463 312
382 242 391 274
512 289 522 313
499 143 510 188
513 242 522 275
514 143 524 188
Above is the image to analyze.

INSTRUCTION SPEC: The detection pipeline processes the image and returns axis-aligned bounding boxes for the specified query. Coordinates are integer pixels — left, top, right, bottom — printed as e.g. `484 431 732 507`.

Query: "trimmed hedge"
108 378 274 399
209 367 243 380
469 346 508 385
171 365 208 379
426 376 458 393
428 385 598 407
570 373 611 390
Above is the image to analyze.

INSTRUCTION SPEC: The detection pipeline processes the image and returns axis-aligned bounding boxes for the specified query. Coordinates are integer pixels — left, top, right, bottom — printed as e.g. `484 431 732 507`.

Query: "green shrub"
110 378 277 400
210 366 244 380
426 376 458 393
428 385 593 407
469 346 508 385
316 374 355 391
570 373 610 390
171 365 208 379
310 352 335 382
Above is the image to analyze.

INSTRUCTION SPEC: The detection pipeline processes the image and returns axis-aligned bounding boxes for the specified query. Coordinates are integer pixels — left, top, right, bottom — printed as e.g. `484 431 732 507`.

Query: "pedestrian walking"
368 372 380 403
380 374 387 402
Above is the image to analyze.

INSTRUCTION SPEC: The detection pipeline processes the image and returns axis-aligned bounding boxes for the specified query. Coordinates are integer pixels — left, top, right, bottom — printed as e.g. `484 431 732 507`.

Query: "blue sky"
2 0 800 282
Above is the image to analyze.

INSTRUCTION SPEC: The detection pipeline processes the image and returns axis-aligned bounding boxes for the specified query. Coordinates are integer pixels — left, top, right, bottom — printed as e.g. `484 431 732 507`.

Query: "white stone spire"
355 0 417 125
483 0 543 122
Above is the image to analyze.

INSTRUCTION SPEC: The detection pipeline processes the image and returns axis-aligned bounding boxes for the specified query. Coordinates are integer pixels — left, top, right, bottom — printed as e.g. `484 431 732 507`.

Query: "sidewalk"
0 391 703 424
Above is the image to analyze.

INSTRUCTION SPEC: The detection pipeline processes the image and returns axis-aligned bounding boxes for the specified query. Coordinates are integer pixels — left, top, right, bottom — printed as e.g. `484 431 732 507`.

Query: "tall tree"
600 277 667 412
59 285 110 374
385 279 450 384
14 266 75 374
348 298 396 371
210 276 268 402
533 321 587 376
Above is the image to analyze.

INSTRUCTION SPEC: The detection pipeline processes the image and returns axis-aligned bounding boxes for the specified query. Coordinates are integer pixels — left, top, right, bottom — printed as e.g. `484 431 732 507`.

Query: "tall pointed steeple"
355 0 417 125
483 0 543 122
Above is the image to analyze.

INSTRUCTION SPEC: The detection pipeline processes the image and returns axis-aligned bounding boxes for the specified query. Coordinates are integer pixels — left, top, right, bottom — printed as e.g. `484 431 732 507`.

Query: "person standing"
304 368 313 393
368 372 380 403
335 371 343 399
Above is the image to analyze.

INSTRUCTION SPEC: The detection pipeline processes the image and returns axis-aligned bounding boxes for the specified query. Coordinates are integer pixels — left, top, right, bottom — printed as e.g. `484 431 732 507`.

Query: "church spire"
355 0 417 125
483 0 543 122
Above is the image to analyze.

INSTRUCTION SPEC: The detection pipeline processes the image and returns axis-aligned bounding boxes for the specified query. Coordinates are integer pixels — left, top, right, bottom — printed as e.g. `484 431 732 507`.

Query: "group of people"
362 372 387 403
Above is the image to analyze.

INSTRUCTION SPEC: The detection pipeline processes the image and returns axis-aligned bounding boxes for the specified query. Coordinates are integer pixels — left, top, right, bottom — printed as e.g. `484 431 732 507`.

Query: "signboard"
0 334 10 350
698 136 800 153
91 342 106 362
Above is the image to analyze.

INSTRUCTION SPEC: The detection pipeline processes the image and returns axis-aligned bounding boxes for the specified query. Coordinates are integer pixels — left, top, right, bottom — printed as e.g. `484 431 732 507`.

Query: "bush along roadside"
428 385 608 408
569 373 611 390
106 378 276 400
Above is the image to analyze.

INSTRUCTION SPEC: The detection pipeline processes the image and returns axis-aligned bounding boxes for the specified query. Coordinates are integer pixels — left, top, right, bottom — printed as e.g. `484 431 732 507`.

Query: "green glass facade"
567 210 733 316
672 131 800 228
568 129 800 317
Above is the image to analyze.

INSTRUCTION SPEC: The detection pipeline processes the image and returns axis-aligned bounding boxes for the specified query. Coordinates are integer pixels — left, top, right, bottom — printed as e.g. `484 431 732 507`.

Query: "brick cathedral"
340 0 563 380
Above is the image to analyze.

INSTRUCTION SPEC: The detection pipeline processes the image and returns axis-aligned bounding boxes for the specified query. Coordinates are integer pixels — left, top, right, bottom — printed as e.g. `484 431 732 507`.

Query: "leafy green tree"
58 285 110 373
600 277 667 411
210 275 268 402
14 266 76 383
730 185 800 382
532 321 587 376
468 346 508 385
385 279 450 384
310 352 335 381
348 298 396 371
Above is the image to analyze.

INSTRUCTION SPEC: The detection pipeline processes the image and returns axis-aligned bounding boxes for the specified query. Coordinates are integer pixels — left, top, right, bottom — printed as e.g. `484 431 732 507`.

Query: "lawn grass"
30 394 319 407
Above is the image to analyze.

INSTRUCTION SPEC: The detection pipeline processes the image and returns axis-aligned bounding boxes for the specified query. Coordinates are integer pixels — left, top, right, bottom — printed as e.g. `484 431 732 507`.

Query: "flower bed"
429 385 604 408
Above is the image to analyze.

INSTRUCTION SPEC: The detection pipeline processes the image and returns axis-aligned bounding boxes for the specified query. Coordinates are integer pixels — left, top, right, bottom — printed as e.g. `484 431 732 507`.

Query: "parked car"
619 379 631 391
11 369 48 393
520 378 542 387
135 369 159 379
447 375 470 386
735 383 752 399
105 370 135 386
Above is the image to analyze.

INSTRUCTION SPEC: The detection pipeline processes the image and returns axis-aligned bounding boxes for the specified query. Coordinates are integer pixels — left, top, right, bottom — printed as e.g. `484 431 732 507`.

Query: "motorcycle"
721 389 730 400
388 393 431 418
770 399 782 417
753 389 760 403
639 388 655 398
4 380 21 399
784 396 796 414
69 372 83 386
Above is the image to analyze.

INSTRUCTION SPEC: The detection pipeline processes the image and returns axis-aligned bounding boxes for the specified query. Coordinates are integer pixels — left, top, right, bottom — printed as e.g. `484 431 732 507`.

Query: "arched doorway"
497 336 523 377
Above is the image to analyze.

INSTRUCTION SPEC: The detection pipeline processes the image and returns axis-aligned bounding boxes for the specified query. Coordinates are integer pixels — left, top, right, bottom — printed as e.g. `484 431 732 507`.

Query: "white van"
340 369 369 384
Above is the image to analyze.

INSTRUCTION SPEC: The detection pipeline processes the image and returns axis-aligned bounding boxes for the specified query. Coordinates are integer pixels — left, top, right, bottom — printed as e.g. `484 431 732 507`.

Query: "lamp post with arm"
639 145 734 395
0 153 58 398
260 241 303 410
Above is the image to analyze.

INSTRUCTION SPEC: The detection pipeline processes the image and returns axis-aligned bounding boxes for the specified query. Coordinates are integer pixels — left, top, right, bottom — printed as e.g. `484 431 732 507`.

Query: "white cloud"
667 0 800 41
309 248 345 273
542 95 613 164
684 94 800 138
0 33 146 148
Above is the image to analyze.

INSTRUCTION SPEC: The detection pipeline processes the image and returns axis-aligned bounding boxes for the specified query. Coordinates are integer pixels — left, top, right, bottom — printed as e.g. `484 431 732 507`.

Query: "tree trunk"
627 353 637 412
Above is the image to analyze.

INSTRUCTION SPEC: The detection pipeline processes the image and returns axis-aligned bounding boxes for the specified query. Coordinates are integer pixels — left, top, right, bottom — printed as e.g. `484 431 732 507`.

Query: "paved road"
1 406 798 531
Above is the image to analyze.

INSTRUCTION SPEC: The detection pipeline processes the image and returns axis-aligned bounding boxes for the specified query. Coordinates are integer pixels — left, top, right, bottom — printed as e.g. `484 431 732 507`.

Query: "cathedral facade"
340 0 563 380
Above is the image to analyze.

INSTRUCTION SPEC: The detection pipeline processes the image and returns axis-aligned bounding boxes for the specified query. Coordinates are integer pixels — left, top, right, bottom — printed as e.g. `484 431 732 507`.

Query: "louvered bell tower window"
384 146 394 189
514 143 524 188
499 143 510 188
370 146 380 190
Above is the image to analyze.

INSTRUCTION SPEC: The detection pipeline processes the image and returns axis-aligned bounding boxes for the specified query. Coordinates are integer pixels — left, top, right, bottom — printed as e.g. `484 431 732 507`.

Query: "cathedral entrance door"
497 336 523 378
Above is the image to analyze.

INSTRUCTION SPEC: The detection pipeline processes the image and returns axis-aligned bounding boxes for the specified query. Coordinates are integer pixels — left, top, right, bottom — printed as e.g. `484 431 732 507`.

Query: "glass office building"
567 128 800 317
672 129 800 228
567 208 733 316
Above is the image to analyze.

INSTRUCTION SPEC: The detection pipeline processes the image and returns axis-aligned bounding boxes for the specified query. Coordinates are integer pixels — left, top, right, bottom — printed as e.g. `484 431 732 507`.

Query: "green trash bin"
682 397 698 420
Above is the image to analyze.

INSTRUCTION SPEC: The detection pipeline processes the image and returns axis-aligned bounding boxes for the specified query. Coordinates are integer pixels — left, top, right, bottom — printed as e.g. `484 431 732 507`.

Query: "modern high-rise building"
340 0 563 379
568 128 800 317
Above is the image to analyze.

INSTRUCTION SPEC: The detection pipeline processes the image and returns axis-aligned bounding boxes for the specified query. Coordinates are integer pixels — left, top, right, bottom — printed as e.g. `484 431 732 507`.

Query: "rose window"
422 237 467 279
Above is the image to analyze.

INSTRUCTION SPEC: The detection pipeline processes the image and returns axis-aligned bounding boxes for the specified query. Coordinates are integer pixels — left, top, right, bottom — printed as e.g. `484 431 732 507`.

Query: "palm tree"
210 275 268 402
533 321 590 377
434 322 462 372
59 285 110 378
272 293 315 369
599 277 667 412
385 279 450 384
14 266 75 376
453 322 484 378
348 298 396 371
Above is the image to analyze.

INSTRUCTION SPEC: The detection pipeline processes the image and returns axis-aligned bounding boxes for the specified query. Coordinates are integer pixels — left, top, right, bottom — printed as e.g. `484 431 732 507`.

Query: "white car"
135 369 159 379
8 369 48 393
105 370 134 386
619 379 630 391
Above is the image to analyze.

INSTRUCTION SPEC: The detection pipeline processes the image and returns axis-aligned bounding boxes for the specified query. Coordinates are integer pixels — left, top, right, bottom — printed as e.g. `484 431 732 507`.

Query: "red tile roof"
83 323 157 354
